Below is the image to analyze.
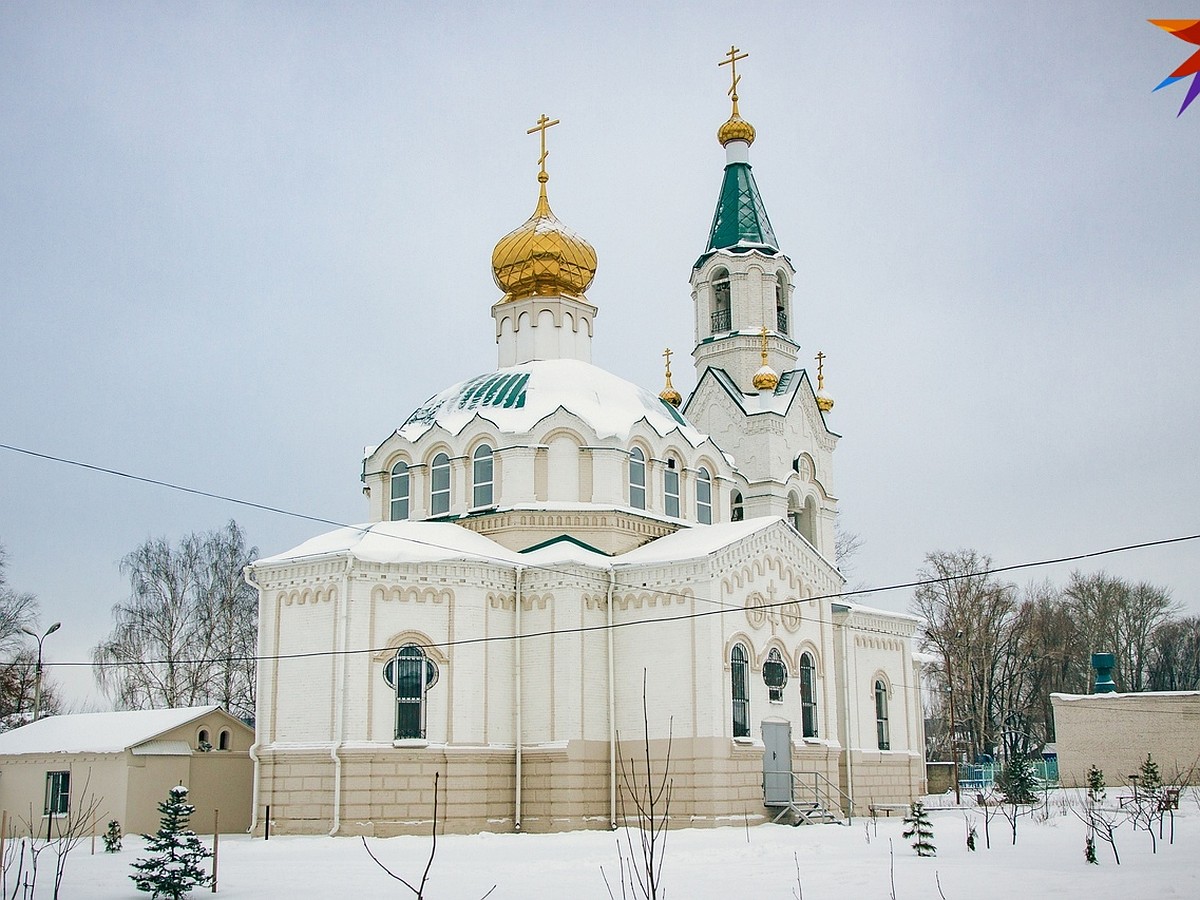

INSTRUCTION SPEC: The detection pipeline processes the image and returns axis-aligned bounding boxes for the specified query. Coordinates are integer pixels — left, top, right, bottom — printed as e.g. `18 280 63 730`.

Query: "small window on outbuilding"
730 643 750 738
197 729 211 751
218 729 231 751
44 771 70 816
629 448 646 510
763 647 788 703
875 680 890 750
390 461 410 521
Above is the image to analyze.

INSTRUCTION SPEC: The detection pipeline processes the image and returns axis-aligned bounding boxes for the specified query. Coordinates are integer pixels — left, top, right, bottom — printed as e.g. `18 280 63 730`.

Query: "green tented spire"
705 162 778 253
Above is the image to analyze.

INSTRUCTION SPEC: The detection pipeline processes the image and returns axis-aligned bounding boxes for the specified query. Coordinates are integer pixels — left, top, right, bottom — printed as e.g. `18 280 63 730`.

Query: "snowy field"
47 794 1200 899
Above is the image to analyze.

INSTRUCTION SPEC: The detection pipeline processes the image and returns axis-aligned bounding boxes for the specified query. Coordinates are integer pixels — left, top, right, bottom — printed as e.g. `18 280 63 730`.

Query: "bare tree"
92 521 257 719
1147 616 1200 691
0 544 59 730
603 671 673 900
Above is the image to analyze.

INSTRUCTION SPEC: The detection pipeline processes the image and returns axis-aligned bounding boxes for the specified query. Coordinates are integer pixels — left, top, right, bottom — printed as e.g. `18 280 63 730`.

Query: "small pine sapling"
103 820 123 853
964 815 977 851
130 785 212 899
901 801 936 857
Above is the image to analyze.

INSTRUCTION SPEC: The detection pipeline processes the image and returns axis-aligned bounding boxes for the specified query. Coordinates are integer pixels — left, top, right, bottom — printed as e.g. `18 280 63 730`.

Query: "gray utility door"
762 720 794 805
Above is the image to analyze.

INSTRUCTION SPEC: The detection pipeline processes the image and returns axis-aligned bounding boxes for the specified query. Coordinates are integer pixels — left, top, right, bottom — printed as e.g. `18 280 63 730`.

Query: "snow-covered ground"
45 794 1200 899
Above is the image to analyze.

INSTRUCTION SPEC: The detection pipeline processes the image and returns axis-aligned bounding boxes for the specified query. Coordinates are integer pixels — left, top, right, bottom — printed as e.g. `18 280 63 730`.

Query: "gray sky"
2 2 1197 708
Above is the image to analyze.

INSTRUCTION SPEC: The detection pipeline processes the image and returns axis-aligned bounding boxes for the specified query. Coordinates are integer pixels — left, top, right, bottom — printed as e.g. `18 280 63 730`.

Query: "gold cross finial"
719 45 749 114
816 350 827 389
527 113 561 184
662 347 674 376
760 325 770 366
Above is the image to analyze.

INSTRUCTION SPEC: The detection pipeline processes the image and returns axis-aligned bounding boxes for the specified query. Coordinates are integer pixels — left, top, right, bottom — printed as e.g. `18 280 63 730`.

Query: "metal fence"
958 758 1060 792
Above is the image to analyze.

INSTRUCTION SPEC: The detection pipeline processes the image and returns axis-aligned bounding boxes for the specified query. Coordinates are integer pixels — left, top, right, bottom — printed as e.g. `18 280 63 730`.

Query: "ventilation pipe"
1092 652 1117 693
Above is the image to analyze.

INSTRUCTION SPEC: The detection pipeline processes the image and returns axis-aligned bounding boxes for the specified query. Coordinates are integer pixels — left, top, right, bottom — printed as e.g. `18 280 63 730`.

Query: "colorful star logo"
1150 19 1200 116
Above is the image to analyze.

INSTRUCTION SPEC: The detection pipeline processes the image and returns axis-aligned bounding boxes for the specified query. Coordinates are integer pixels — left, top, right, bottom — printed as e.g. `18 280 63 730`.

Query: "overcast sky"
2 2 1197 709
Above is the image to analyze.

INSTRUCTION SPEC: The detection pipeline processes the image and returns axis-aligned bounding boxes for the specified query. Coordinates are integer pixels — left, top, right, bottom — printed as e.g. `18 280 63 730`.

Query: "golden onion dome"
659 386 683 407
816 391 834 413
752 365 779 392
492 175 597 302
717 113 756 147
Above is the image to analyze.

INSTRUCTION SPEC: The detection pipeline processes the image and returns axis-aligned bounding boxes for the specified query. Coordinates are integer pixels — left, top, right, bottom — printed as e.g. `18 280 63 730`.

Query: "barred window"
731 643 749 738
764 647 788 703
384 644 440 740
875 680 890 750
800 653 818 738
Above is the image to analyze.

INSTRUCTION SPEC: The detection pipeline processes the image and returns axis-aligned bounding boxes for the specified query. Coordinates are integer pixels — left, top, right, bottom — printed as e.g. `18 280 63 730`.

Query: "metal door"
762 720 793 805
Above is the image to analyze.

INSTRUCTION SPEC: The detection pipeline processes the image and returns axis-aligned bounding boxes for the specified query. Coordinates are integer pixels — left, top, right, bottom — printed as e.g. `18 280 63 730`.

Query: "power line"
3 440 1199 670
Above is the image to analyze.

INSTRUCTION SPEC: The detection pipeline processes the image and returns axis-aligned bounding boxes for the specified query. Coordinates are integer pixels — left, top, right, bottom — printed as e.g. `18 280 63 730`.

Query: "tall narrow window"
430 453 451 516
775 274 788 334
390 461 410 521
711 271 731 333
800 653 817 738
875 680 890 750
629 448 646 510
731 643 749 738
385 644 439 740
696 467 713 524
731 490 744 522
218 729 231 751
44 771 70 816
664 457 680 518
764 647 788 703
472 444 494 508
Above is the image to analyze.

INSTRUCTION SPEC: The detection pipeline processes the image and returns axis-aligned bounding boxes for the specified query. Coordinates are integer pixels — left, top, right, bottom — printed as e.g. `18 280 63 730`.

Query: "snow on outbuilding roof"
395 358 707 445
0 706 226 756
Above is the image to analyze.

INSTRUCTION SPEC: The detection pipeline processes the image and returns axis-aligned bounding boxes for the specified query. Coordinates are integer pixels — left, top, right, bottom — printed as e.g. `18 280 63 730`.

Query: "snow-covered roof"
1051 690 1200 702
255 521 524 568
394 358 707 445
0 706 224 756
615 517 779 565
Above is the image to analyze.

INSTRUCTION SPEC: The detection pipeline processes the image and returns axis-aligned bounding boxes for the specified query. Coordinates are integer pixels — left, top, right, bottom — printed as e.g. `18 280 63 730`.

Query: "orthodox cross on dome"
816 350 827 390
659 347 683 407
719 45 749 113
663 347 674 374
760 325 770 367
527 113 561 184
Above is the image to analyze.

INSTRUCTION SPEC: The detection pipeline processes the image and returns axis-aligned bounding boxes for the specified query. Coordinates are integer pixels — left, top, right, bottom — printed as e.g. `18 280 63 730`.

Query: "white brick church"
248 57 925 836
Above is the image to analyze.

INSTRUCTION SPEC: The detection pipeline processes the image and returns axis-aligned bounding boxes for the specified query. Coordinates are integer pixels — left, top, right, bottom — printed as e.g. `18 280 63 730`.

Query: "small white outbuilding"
0 706 253 836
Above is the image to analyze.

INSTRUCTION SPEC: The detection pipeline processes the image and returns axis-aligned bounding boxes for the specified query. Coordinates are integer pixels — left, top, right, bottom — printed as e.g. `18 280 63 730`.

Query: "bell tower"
691 47 799 392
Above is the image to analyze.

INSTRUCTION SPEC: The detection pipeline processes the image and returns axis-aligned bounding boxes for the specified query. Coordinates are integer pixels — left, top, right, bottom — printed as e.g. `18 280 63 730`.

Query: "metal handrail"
790 771 853 823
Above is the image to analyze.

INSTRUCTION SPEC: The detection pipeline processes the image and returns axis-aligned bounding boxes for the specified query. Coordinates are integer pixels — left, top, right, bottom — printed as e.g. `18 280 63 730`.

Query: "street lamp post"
21 622 60 722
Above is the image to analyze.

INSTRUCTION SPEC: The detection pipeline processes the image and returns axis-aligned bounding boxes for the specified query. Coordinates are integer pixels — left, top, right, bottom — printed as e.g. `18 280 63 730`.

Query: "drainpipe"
607 565 617 829
329 554 353 836
514 565 525 831
840 618 855 817
243 566 263 836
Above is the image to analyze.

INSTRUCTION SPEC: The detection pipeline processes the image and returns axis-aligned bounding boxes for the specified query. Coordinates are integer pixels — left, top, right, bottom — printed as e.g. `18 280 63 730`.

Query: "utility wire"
3 440 1199 670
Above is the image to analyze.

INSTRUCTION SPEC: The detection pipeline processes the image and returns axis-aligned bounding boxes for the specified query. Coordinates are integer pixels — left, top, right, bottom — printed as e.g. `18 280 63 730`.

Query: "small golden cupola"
815 350 834 413
752 326 779 391
717 44 756 147
492 114 597 303
659 348 683 408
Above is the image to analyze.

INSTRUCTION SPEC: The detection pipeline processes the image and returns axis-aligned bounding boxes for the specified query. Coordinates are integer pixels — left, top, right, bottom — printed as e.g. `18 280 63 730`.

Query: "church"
247 51 925 836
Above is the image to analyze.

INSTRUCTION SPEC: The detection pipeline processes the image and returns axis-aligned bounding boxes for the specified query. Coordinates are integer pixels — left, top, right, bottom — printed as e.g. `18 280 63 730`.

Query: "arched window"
430 452 451 516
775 273 788 334
800 653 817 738
711 269 731 333
664 457 680 518
731 490 744 522
472 444 494 508
390 461 410 521
875 680 890 750
629 448 646 510
696 467 713 524
384 644 440 740
788 492 802 534
730 643 749 738
764 647 788 703
218 729 231 751
196 729 210 751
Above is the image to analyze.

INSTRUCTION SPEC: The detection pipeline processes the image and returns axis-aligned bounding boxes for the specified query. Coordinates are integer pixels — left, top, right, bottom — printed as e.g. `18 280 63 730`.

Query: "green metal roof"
705 162 778 253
